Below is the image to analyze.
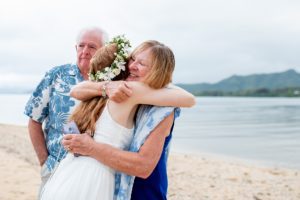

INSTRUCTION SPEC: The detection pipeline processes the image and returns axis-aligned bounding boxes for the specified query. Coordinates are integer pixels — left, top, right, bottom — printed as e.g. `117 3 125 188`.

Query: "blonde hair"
130 40 175 89
70 44 128 135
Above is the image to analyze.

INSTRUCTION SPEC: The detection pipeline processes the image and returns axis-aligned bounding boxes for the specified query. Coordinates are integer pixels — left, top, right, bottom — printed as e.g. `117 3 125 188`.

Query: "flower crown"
88 35 131 82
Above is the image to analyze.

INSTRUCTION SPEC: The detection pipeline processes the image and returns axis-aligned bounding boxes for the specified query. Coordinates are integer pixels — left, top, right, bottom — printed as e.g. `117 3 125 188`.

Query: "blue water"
1 94 300 168
172 97 300 169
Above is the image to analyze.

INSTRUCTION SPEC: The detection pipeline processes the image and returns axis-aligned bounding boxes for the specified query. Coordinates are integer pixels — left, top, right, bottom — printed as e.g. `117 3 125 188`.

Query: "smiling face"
126 49 152 82
126 40 175 89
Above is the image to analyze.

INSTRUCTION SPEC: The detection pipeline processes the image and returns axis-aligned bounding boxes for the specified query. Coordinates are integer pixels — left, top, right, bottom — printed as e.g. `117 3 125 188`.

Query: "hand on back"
106 81 132 103
62 133 94 156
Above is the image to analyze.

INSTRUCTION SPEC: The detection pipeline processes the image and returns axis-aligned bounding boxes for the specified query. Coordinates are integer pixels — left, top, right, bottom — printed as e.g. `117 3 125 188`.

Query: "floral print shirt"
24 63 83 171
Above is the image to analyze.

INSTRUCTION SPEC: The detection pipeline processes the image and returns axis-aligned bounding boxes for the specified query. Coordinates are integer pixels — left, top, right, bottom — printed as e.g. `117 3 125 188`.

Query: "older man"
24 27 131 196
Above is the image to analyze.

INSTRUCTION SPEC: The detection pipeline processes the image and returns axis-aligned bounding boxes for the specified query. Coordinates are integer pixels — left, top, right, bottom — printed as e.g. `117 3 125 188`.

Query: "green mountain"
177 69 300 96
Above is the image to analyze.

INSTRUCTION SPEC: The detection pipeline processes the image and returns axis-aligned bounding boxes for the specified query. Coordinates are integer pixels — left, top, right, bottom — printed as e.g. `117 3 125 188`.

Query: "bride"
41 36 194 200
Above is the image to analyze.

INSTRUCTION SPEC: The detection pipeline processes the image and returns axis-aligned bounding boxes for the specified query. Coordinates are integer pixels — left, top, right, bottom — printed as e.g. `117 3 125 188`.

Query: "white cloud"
1 0 300 84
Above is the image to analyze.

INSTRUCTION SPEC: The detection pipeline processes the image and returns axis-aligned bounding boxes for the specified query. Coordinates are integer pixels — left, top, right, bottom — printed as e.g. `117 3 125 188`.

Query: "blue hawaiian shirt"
24 63 84 171
114 105 181 200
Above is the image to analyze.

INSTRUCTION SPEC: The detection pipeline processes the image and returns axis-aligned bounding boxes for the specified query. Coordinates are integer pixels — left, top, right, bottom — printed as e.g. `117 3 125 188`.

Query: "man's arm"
63 112 174 178
28 119 48 166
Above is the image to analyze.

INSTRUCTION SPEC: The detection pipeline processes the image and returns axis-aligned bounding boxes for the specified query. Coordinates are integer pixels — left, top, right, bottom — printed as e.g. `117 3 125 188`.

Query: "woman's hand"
106 81 132 103
62 133 94 156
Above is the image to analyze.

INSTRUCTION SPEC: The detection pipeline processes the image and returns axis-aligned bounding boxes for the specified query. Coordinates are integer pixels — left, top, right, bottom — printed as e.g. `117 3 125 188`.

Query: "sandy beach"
0 123 299 200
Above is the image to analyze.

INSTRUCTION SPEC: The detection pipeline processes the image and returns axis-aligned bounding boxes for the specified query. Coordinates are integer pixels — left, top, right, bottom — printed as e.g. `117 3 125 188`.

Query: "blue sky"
1 0 300 89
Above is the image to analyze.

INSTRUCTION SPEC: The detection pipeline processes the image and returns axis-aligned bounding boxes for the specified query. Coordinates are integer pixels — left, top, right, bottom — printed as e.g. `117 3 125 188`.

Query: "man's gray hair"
76 27 109 46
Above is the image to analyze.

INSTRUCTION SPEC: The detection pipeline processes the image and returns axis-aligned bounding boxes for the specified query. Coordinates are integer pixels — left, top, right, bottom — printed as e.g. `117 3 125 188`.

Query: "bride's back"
106 100 138 130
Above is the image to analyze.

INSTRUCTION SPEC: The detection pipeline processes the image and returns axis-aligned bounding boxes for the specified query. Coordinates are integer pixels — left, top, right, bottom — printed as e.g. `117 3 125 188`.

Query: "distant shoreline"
2 68 300 98
190 87 300 97
1 92 300 98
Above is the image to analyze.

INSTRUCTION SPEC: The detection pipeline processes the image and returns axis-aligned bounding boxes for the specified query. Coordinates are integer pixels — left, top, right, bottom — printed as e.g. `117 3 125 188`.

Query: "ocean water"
173 97 300 169
0 94 30 126
1 94 300 168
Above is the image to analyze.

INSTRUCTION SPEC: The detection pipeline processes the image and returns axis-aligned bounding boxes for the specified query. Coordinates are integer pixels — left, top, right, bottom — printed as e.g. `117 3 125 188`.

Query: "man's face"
126 49 152 82
76 32 103 70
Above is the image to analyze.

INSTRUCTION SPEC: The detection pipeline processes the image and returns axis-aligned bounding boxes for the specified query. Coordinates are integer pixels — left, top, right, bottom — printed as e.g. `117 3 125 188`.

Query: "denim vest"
114 105 180 200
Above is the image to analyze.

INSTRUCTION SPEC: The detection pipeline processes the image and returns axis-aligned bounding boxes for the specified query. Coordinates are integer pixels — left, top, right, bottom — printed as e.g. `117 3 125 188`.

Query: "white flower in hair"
112 68 121 76
88 35 131 82
117 61 126 71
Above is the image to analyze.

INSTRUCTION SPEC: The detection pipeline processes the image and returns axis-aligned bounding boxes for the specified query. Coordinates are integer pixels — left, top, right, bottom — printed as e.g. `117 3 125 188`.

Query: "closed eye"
88 45 97 49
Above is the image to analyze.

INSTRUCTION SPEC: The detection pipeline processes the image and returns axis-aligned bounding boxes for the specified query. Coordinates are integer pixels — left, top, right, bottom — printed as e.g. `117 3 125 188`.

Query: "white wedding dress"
41 104 134 200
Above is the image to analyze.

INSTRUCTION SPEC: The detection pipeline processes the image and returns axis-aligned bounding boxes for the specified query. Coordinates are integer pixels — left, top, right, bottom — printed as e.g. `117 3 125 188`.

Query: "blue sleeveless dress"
131 125 174 200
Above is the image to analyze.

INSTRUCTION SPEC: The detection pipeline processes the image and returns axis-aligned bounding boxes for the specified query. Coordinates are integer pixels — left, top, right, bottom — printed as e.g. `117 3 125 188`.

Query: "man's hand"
106 81 132 103
62 133 95 156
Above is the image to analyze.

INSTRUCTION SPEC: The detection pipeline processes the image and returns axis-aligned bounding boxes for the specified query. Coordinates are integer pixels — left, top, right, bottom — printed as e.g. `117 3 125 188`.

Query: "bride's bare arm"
127 82 196 107
70 81 102 101
70 81 132 102
71 81 195 107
